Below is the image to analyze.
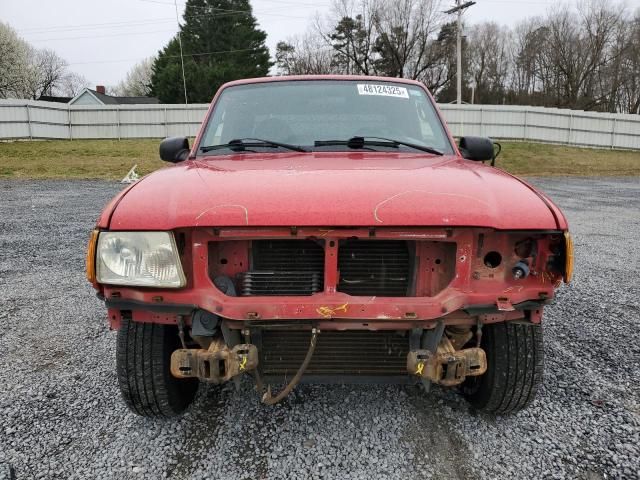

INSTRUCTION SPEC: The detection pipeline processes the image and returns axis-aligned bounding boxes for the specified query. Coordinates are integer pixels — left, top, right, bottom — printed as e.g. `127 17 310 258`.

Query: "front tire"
116 318 198 418
462 321 543 414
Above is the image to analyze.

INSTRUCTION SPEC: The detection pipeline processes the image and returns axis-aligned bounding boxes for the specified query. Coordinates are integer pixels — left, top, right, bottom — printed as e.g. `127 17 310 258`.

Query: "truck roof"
219 75 426 90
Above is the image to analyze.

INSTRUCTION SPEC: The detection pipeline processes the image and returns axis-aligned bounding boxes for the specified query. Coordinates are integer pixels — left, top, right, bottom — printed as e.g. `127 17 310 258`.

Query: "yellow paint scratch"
316 303 349 318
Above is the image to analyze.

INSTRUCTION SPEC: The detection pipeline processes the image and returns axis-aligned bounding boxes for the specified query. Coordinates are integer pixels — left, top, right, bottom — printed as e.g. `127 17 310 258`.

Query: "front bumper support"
170 339 258 383
407 336 487 386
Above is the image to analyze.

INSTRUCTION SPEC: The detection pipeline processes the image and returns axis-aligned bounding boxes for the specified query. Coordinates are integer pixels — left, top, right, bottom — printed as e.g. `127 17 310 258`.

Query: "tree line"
2 0 639 114
0 22 90 99
276 0 640 113
0 20 157 100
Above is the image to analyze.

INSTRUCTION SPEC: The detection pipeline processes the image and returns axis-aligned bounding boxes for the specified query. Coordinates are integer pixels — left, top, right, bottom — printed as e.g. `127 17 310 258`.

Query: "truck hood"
106 152 565 230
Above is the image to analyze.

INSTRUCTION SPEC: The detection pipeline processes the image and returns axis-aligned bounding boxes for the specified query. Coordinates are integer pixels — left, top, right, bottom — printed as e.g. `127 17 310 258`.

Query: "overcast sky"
2 0 639 89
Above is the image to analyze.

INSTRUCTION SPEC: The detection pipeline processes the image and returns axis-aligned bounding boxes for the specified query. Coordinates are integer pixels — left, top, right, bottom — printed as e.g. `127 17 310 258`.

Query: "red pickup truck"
86 76 572 417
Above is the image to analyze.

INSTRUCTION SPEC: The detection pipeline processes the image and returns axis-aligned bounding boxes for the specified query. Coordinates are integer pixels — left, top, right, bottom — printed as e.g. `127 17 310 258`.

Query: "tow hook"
170 338 258 383
407 336 487 386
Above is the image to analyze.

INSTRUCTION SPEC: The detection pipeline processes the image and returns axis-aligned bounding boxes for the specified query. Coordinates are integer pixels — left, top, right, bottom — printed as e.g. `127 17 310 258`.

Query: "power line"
136 0 308 18
22 7 306 42
66 48 261 66
18 18 176 34
20 13 241 39
25 28 177 43
22 9 296 38
17 0 555 37
19 0 311 36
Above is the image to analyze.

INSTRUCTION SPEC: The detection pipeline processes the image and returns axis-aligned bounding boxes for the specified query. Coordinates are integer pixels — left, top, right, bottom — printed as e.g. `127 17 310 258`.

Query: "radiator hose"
254 328 318 405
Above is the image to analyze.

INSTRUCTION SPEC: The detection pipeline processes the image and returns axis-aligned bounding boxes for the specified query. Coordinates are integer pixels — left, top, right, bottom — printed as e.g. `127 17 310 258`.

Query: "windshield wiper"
314 136 443 156
200 138 308 153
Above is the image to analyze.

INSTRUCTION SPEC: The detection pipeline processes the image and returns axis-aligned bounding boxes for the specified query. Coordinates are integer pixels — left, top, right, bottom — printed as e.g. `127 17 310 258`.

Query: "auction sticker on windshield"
357 84 409 99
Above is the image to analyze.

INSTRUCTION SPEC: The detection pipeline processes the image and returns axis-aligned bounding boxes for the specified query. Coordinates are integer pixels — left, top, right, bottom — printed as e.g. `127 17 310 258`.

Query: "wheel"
462 321 543 414
116 318 198 418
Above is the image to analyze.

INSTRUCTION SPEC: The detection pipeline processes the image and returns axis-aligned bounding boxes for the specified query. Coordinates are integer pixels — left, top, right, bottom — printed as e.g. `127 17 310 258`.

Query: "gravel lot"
0 177 638 480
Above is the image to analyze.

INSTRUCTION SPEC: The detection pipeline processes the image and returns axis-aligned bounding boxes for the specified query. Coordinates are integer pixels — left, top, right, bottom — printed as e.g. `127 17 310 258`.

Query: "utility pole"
445 1 476 105
174 0 188 104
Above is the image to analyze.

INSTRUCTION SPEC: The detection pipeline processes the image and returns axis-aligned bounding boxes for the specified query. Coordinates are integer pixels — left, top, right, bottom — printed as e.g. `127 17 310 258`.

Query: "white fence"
443 104 640 150
1 99 639 150
0 101 209 141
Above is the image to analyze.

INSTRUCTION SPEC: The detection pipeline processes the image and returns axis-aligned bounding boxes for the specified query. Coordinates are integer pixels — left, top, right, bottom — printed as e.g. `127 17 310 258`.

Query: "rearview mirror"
459 136 495 162
159 136 190 163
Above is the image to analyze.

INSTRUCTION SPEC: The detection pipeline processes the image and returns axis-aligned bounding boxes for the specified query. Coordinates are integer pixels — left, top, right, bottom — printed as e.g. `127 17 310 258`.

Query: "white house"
69 86 160 106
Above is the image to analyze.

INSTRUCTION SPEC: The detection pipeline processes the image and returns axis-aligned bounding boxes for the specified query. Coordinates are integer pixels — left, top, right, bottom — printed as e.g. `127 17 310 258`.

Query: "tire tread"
116 319 198 418
463 321 543 414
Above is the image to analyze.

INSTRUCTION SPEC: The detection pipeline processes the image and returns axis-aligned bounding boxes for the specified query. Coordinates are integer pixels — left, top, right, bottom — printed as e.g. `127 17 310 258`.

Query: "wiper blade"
314 136 443 156
200 138 308 153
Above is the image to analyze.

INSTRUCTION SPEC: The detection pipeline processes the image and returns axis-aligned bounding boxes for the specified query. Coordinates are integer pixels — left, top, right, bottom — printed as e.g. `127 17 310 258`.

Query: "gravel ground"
0 177 638 480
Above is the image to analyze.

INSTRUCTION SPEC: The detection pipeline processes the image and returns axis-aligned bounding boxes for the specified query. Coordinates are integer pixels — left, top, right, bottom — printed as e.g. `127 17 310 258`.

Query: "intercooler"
238 239 325 296
259 329 410 380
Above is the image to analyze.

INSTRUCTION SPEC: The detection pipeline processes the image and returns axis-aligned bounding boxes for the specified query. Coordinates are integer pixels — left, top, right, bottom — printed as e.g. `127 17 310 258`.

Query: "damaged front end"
169 317 491 406
91 226 570 405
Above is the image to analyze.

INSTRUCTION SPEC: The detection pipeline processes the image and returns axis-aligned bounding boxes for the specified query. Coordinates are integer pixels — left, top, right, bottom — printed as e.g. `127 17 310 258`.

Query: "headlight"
96 232 186 288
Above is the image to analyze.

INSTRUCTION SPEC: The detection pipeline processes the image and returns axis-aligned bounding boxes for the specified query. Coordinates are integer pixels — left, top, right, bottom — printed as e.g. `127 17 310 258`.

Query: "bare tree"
599 10 632 112
510 18 543 102
617 11 640 113
372 0 444 80
23 48 68 99
325 0 381 75
0 22 92 100
112 57 156 96
535 1 625 109
318 0 446 79
467 22 510 104
59 72 91 97
276 32 334 75
274 0 639 113
427 21 466 101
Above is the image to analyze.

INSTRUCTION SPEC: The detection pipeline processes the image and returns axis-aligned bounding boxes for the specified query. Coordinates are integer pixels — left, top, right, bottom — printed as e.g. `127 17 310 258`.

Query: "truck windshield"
197 80 454 155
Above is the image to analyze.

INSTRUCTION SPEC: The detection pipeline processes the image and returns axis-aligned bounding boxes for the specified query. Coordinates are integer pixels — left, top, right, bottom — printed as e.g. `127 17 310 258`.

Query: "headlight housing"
96 231 186 288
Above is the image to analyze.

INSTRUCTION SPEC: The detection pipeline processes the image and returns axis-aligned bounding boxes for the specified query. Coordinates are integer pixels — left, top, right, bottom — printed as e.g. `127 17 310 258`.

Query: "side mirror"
459 136 495 162
159 136 190 163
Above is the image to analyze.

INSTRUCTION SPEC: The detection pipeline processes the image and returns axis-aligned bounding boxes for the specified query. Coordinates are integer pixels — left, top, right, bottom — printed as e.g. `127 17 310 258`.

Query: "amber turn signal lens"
563 231 574 284
86 229 99 283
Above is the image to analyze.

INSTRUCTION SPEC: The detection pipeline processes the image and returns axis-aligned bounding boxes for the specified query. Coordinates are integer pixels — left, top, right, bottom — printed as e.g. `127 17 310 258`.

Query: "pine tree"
151 0 272 103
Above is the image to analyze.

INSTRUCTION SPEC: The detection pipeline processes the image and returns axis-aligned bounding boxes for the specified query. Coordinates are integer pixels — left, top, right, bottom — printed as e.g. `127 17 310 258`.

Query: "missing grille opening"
337 240 412 296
